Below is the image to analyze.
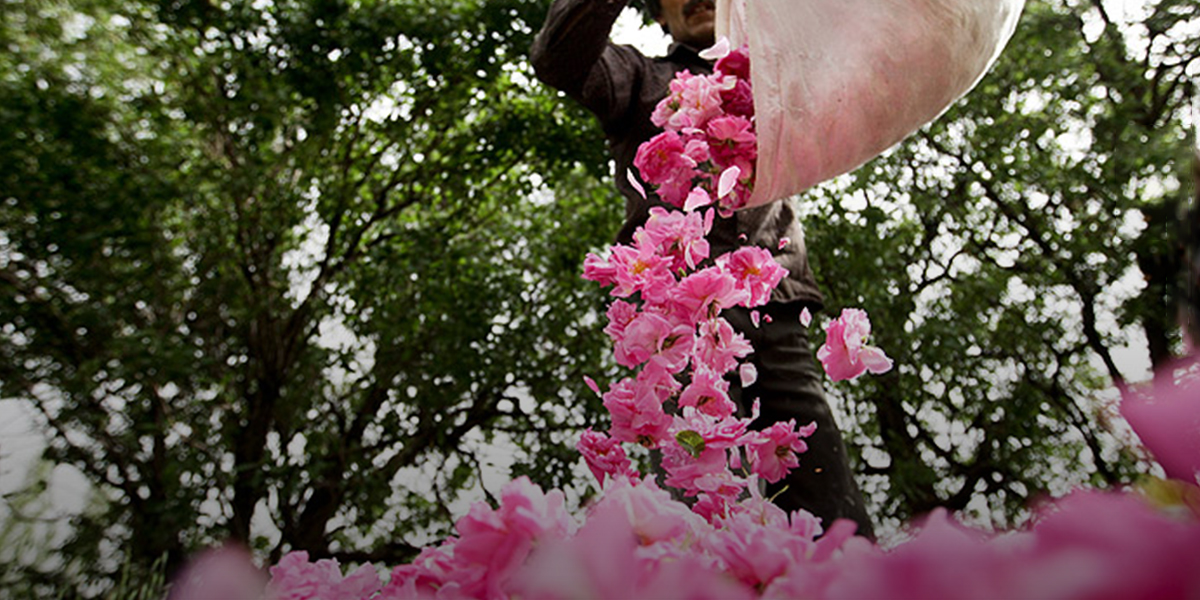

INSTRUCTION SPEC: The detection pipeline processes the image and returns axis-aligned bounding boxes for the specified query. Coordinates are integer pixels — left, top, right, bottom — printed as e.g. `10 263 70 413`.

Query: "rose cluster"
577 38 892 524
632 39 758 215
579 203 804 521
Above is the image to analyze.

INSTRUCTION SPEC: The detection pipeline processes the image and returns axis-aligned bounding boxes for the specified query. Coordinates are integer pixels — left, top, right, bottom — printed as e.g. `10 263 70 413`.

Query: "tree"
802 0 1197 532
0 0 620 594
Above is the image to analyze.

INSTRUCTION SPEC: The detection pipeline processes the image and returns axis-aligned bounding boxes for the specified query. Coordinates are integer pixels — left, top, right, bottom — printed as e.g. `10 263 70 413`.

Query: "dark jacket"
529 0 823 307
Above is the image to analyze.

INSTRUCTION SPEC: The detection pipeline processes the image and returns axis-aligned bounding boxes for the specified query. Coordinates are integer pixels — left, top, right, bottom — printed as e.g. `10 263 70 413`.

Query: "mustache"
683 0 715 17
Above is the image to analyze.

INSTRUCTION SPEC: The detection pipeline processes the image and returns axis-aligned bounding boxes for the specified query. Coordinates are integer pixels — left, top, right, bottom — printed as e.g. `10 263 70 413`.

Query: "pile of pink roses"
172 379 1200 600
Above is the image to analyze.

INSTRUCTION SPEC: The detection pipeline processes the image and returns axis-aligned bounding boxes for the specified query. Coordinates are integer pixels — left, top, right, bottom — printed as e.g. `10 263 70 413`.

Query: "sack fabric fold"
716 0 1025 207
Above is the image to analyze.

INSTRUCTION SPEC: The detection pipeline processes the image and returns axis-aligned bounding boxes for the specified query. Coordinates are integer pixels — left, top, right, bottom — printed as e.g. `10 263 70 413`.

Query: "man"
530 0 875 538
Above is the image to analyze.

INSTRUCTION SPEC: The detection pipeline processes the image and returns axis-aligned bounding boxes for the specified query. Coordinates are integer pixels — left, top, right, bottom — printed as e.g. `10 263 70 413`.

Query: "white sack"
715 0 1025 208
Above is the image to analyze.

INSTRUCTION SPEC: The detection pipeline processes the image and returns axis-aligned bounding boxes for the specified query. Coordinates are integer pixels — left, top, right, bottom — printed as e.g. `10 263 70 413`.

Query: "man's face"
657 0 716 49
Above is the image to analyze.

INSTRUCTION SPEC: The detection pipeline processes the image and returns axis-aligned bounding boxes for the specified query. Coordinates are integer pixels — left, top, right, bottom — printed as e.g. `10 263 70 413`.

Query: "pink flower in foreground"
728 480 790 529
515 487 753 600
267 551 380 600
705 511 809 591
1010 490 1200 599
1120 377 1200 484
577 428 634 488
817 308 893 381
453 478 573 600
600 475 709 545
821 508 1005 600
169 544 264 600
379 541 457 599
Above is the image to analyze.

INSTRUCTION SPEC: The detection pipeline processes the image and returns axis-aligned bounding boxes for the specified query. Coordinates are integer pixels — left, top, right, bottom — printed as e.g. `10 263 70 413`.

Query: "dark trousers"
725 302 876 540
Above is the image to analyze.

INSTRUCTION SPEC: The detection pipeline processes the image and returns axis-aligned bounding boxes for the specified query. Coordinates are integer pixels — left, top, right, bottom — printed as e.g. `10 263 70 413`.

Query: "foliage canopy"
1 0 619 594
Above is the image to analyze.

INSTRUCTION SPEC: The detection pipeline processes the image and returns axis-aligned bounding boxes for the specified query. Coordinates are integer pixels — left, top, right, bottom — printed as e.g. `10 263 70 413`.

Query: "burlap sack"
716 0 1025 207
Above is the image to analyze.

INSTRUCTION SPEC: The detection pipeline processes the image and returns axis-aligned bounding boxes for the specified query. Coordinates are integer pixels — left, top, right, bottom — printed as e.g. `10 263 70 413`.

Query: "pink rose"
692 316 753 374
817 308 894 381
267 551 380 600
746 419 814 484
678 366 736 418
577 428 634 488
706 114 757 170
603 377 672 447
633 130 692 185
719 246 788 308
715 45 751 80
671 266 748 324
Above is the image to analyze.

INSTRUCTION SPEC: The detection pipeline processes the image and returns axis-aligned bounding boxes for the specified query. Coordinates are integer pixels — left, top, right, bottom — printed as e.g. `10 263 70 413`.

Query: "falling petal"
626 169 647 200
718 166 741 199
750 310 761 327
800 307 813 327
778 237 790 250
684 188 711 212
738 233 748 242
740 363 758 387
584 376 602 396
763 314 773 324
860 346 894 374
698 36 732 61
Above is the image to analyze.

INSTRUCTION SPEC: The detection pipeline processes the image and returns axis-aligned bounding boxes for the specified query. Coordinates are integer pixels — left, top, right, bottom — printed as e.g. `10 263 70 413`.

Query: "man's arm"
529 0 645 128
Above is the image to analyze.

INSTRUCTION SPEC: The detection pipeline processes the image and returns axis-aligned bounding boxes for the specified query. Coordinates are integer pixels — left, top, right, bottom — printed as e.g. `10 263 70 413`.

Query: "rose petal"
684 188 711 212
800 307 813 327
717 166 741 199
584 375 602 396
860 346 894 374
626 169 647 200
698 36 732 61
740 363 758 387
